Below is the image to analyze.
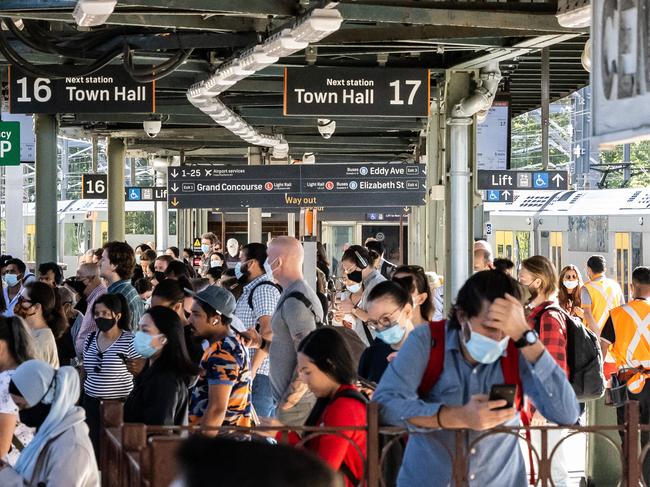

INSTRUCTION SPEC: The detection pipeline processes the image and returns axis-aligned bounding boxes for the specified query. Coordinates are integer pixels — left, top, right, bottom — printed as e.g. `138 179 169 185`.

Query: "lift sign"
0 121 20 166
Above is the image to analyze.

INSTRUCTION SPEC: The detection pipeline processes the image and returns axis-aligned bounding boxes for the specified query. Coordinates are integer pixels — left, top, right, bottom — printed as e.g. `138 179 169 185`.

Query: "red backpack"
417 321 535 484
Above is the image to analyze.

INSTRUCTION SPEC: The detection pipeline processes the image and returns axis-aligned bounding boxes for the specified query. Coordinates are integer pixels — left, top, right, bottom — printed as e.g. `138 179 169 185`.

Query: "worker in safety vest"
600 266 650 483
581 255 625 336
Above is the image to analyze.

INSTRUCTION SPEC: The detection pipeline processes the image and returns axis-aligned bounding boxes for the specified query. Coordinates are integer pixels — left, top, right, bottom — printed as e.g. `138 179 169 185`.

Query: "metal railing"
100 400 648 487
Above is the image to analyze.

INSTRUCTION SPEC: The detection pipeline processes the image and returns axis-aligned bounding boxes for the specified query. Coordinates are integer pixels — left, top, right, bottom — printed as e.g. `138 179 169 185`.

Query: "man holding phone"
374 270 579 486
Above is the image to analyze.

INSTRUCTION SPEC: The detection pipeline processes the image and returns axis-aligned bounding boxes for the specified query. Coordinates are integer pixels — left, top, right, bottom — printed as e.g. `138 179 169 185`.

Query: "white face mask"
563 280 579 290
346 283 362 293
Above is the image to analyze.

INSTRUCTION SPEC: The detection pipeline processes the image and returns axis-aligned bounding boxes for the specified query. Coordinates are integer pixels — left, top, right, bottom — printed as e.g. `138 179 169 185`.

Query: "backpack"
533 304 605 401
280 291 367 367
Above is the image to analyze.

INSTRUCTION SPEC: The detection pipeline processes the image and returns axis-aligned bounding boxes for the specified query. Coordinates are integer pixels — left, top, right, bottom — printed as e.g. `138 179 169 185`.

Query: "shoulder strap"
500 341 523 411
247 280 282 309
532 303 567 332
84 331 97 353
339 461 360 486
417 320 446 398
333 387 368 405
283 291 324 326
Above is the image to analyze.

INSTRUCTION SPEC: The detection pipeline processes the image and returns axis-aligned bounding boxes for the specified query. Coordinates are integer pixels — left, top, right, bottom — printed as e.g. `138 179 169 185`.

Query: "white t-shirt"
0 370 34 466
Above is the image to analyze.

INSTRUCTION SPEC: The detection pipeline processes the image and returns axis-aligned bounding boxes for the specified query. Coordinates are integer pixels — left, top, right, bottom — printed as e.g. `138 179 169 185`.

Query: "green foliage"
125 211 154 234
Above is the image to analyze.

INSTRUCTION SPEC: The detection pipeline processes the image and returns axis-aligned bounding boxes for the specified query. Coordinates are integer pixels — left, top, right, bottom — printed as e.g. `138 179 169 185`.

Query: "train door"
321 223 358 276
361 223 405 265
495 230 530 271
550 231 563 271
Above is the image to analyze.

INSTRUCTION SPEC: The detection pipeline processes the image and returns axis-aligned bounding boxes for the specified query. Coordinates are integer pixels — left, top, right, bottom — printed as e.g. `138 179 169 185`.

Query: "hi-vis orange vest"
584 276 624 335
609 299 650 393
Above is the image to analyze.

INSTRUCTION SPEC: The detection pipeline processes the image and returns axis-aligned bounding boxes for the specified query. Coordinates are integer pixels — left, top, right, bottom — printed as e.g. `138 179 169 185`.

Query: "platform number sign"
0 121 20 166
82 174 107 199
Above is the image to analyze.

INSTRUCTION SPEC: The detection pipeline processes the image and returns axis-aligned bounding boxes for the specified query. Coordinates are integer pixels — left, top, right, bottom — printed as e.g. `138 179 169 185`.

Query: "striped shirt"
82 331 139 399
107 280 144 331
235 274 280 376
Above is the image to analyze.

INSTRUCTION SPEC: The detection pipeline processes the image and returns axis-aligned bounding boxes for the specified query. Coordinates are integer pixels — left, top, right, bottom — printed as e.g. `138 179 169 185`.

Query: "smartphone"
488 384 516 410
117 352 128 363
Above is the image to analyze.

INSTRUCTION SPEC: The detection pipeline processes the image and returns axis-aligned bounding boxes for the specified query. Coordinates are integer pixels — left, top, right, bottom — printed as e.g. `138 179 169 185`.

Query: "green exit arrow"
0 121 20 166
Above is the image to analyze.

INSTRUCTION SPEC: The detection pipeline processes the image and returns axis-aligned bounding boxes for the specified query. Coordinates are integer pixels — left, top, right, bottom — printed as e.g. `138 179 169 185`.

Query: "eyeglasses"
94 350 103 373
366 307 402 331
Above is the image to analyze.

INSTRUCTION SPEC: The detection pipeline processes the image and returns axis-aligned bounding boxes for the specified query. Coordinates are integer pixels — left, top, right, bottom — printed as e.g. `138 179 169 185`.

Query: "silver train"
484 188 650 301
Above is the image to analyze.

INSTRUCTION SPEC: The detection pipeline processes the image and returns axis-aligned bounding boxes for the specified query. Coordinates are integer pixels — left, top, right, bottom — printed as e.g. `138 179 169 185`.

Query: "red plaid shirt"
527 301 568 376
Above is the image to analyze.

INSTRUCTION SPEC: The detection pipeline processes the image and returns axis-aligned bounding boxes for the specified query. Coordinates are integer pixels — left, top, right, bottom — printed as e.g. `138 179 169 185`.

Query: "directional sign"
0 121 20 166
167 163 427 209
81 174 166 200
477 170 568 191
9 65 155 114
284 67 430 117
484 190 513 203
2 114 34 162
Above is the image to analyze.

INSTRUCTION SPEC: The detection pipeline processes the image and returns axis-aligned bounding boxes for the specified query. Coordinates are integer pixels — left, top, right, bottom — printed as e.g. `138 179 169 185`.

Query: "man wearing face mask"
374 270 579 487
234 243 281 418
0 360 99 487
153 255 174 287
2 259 36 318
267 237 323 425
73 263 107 356
199 232 220 277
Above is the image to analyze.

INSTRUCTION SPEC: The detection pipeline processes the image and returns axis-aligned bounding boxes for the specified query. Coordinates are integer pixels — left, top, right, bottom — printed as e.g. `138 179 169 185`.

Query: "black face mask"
154 271 166 283
347 270 363 284
19 401 52 428
95 317 116 333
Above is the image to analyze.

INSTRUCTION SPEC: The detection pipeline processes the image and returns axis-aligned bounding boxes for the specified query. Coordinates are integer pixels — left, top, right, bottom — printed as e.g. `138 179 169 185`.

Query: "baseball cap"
186 285 236 318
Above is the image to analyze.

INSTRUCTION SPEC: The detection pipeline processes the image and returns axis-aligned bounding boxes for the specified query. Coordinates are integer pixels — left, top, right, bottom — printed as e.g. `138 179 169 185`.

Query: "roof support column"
107 137 126 242
34 113 58 266
247 147 263 244
155 169 169 252
541 47 550 170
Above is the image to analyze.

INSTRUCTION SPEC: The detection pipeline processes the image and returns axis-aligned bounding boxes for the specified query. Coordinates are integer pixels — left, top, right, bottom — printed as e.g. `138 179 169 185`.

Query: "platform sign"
477 170 568 191
167 163 427 209
592 0 650 144
1 114 34 162
0 121 20 166
8 65 155 114
283 67 430 117
81 174 166 200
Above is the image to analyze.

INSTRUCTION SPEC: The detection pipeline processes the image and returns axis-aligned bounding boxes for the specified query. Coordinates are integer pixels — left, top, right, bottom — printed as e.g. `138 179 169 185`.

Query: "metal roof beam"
338 4 583 33
115 0 296 17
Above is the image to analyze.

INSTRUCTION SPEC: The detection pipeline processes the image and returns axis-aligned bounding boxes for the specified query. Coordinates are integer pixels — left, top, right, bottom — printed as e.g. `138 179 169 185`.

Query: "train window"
615 233 631 301
64 223 85 257
515 231 530 267
568 216 608 252
495 231 514 260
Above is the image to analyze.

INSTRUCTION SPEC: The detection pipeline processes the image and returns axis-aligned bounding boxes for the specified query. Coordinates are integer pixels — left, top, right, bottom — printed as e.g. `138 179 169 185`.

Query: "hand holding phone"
488 384 517 410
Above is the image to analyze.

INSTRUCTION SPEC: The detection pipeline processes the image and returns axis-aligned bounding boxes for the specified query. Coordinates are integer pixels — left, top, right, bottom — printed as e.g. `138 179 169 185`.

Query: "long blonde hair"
521 255 558 298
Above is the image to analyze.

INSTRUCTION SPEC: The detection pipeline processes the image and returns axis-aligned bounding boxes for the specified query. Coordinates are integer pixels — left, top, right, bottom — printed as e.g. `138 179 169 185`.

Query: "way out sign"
0 121 20 166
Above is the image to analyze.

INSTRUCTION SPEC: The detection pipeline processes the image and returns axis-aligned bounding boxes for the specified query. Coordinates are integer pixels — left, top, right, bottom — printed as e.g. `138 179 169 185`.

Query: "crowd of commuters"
0 232 645 486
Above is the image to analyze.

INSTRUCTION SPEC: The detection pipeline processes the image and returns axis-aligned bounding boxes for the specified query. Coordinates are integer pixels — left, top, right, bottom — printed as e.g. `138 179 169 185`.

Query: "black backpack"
280 291 367 367
534 304 605 401
247 280 283 310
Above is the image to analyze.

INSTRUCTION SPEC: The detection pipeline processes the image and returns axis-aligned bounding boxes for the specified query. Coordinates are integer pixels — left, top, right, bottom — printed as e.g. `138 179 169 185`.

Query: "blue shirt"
107 279 144 331
373 324 580 487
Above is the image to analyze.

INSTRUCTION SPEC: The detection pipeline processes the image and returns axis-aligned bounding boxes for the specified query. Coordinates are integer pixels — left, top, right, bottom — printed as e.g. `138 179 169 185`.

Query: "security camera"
143 120 162 138
317 118 336 139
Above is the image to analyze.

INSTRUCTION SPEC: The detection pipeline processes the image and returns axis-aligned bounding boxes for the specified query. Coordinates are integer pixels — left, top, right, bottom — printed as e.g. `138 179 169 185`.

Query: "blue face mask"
463 322 509 364
201 244 210 254
4 274 18 287
134 331 163 358
263 258 277 276
376 323 406 345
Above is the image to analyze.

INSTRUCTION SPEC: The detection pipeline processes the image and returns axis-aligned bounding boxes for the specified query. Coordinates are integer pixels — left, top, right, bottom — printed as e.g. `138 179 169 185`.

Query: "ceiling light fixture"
73 0 117 27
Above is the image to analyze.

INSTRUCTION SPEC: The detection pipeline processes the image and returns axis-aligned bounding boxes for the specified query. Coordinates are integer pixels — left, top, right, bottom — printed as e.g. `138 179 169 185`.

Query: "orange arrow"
171 197 179 207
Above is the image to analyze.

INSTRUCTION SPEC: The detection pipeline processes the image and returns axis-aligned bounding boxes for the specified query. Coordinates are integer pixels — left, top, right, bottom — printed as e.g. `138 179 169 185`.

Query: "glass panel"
64 223 84 257
515 231 530 269
325 225 355 277
361 225 403 264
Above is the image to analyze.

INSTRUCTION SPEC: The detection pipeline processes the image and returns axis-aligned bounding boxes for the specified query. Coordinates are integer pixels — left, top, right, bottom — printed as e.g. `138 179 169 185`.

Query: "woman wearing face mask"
392 265 435 326
0 360 99 487
124 306 200 425
558 265 584 319
333 274 366 344
81 293 139 460
337 246 385 345
518 256 571 487
359 281 414 384
262 327 367 487
0 317 35 466
14 282 66 368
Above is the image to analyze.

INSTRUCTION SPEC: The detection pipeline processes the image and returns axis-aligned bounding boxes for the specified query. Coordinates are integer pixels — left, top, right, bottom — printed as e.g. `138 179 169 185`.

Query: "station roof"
0 1 589 163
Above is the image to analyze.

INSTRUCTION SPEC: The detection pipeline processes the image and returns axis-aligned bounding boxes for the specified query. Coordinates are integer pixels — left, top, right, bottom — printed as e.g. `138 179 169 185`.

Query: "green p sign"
0 121 20 166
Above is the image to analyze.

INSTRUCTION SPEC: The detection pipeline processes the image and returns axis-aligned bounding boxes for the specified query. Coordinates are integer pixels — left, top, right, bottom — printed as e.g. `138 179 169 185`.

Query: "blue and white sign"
127 188 142 201
487 190 500 201
533 172 549 189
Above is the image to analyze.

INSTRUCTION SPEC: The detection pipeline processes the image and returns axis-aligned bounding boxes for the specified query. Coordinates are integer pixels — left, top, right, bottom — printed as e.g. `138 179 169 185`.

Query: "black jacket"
124 363 190 426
